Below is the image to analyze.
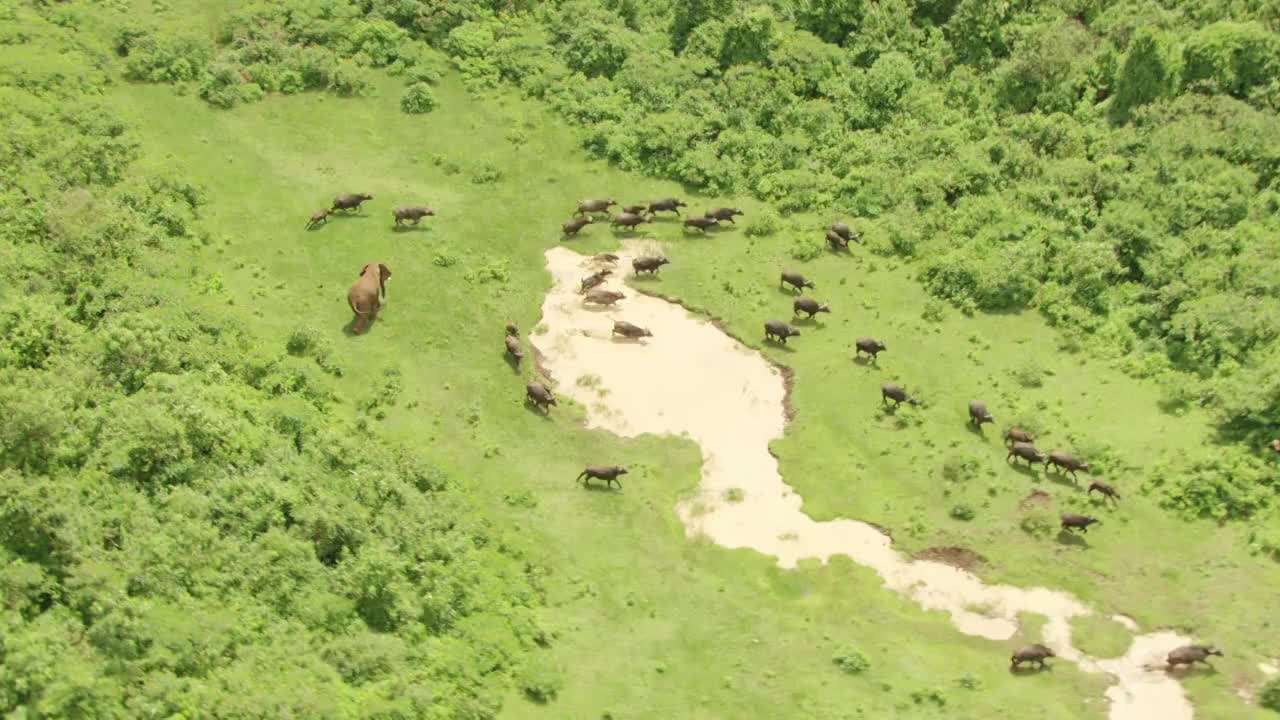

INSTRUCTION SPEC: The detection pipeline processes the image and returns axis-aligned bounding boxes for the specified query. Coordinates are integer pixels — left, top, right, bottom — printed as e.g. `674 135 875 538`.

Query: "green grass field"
98 51 1277 720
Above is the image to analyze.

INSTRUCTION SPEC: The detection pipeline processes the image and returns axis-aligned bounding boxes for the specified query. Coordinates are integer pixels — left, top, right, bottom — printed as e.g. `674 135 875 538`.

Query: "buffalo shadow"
1009 664 1054 676
1055 530 1089 548
852 355 882 369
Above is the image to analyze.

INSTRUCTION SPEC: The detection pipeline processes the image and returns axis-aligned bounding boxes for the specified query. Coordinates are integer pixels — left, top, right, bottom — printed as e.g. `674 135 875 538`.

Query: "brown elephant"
348 262 391 334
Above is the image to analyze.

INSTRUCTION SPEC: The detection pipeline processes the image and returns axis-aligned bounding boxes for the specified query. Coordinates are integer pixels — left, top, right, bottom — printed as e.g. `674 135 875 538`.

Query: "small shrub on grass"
910 688 947 706
745 208 781 236
922 298 947 322
519 661 564 704
400 82 437 114
1012 362 1048 388
832 647 870 674
470 160 504 184
1259 676 1280 711
1020 509 1055 538
956 674 981 690
942 455 980 483
286 326 319 356
723 487 745 503
949 503 976 521
788 236 824 261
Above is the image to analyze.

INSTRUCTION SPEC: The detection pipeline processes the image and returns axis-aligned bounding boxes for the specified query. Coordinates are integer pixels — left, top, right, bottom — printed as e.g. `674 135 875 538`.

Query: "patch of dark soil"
1019 489 1052 510
913 545 986 571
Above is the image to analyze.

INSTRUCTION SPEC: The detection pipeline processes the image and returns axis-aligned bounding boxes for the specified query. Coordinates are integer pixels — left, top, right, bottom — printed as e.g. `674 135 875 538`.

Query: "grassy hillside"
3 0 1279 718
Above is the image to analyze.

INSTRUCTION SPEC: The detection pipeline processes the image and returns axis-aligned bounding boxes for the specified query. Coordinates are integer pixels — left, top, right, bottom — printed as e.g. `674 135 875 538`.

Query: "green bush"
1146 449 1276 521
400 81 437 114
1020 509 1056 538
744 208 781 237
788 236 824 261
519 660 565 703
832 647 870 674
1260 676 1280 712
949 504 976 521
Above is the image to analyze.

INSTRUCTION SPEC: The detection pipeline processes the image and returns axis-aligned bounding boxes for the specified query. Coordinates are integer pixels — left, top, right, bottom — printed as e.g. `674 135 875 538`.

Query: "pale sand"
531 245 1198 720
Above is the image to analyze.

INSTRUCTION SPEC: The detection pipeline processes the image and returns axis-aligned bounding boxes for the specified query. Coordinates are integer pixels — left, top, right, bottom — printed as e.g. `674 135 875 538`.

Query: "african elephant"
348 262 391 334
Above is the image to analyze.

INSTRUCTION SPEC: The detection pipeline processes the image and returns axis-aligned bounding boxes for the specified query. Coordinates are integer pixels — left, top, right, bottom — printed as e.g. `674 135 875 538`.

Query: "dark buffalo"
1087 479 1120 502
1007 442 1046 467
580 270 612 293
505 321 519 336
505 335 523 366
648 197 687 216
855 337 887 361
562 216 594 238
612 321 652 339
633 255 669 275
621 204 647 215
1047 451 1090 480
881 383 917 407
683 216 719 232
393 205 434 226
968 400 994 427
584 289 625 306
1004 427 1034 446
611 212 652 231
1060 513 1099 533
830 222 854 241
305 208 331 230
578 465 628 489
593 252 620 263
575 199 618 216
793 296 830 319
526 382 556 412
1166 645 1223 670
332 193 373 212
706 207 744 224
1011 644 1055 670
765 320 800 344
780 271 814 292
826 229 850 250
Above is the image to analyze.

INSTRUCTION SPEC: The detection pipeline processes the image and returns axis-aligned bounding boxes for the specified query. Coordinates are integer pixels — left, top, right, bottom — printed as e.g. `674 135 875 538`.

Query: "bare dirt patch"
913 546 986 572
1020 489 1053 509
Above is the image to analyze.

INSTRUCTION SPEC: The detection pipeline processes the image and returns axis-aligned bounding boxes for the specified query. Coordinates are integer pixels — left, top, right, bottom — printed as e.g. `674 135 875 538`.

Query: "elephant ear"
379 264 391 282
360 263 371 277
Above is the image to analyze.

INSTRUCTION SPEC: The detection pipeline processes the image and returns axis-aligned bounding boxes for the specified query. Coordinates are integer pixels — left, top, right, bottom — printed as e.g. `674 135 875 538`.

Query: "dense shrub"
1 11 542 717
1260 675 1280 711
832 647 871 674
1146 449 1277 521
400 81 437 113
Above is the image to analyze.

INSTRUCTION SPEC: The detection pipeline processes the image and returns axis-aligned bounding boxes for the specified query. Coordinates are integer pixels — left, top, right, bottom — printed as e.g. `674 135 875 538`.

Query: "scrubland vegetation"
3 0 1279 718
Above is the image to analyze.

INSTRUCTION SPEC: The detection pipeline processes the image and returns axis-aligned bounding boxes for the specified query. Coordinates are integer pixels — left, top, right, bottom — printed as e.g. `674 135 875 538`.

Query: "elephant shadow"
610 335 646 344
852 356 881 369
793 316 826 327
342 313 381 337
775 286 804 297
503 352 522 374
579 481 620 493
764 338 798 353
392 224 429 234
582 304 618 313
1009 664 1053 677
630 273 661 283
965 423 988 438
